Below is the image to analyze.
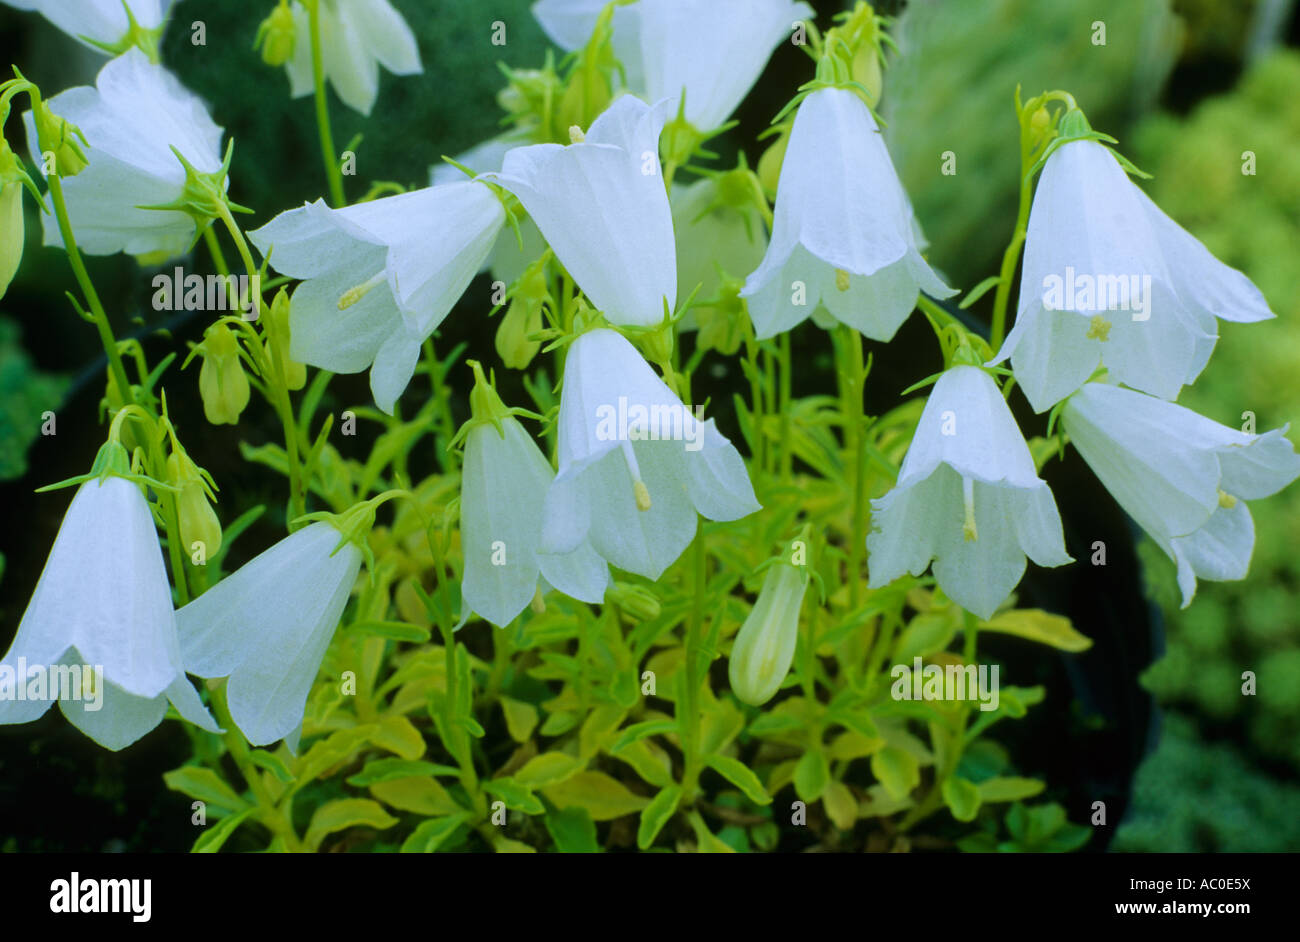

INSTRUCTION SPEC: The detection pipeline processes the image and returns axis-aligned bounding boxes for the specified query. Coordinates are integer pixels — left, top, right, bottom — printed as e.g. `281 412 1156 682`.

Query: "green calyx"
294 489 409 577
0 140 44 207
772 3 893 127
32 97 89 178
34 405 175 495
85 0 165 63
449 360 544 449
137 139 253 248
1018 92 1152 183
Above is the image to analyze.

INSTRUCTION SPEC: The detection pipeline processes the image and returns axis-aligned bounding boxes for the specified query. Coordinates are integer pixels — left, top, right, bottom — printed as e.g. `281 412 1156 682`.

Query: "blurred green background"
0 0 1297 851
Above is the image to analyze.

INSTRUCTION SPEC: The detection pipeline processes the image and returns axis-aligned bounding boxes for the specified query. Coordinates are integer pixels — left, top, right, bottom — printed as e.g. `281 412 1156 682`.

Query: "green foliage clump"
0 315 68 481
1112 714 1300 853
1131 51 1300 773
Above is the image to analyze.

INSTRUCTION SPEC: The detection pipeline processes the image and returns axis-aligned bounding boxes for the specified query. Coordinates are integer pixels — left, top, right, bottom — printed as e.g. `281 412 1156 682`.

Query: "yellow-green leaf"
941 777 981 822
637 785 682 849
163 767 250 815
501 696 539 743
977 776 1046 803
542 771 650 821
871 746 920 801
579 705 627 760
304 799 397 850
978 609 1093 652
369 714 426 759
703 754 771 805
823 781 858 830
515 751 584 788
369 776 461 816
793 749 829 803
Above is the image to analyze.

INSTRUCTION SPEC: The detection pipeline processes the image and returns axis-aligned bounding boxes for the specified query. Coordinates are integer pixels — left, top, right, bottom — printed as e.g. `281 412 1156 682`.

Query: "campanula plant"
0 0 1296 855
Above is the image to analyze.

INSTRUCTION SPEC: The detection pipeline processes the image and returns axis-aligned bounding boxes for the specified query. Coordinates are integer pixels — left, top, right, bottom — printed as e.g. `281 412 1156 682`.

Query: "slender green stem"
211 685 303 851
838 327 868 609
308 0 346 207
162 495 192 606
216 207 307 526
778 331 793 482
203 225 230 278
989 123 1037 353
46 174 133 403
680 530 708 797
742 326 765 474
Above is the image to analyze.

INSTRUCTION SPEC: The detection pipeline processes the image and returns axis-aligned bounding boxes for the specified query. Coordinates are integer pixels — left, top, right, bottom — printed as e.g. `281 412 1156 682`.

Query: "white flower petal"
176 522 361 746
461 419 550 628
1169 500 1254 608
623 0 813 131
487 95 676 327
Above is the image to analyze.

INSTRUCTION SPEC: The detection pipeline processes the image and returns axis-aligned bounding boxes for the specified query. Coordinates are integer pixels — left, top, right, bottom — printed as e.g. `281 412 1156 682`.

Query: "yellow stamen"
338 271 387 310
1086 315 1112 341
1218 490 1237 509
835 268 851 292
568 125 585 144
620 441 652 512
962 477 978 542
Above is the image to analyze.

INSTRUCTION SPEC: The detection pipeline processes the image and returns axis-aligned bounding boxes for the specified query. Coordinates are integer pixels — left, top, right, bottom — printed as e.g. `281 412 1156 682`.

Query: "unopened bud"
33 101 88 177
167 451 222 558
268 287 306 390
198 322 250 425
606 582 661 621
728 558 808 706
254 2 296 67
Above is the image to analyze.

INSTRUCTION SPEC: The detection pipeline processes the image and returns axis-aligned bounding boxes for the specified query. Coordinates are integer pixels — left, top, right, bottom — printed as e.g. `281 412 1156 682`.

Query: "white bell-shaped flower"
540 328 760 580
995 139 1274 413
613 0 812 132
0 475 218 751
175 521 362 747
22 48 225 259
867 366 1072 619
3 0 171 52
741 87 955 341
461 398 610 628
1062 381 1300 607
249 181 505 414
284 0 422 116
484 95 676 328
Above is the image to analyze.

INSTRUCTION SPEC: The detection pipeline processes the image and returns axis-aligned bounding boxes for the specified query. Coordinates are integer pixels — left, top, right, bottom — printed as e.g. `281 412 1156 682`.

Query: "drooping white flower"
728 550 807 706
614 0 813 132
995 139 1274 413
3 0 172 53
1062 381 1300 607
284 0 422 116
460 372 609 627
21 48 225 259
540 328 760 580
248 181 505 413
0 475 218 751
867 366 1072 619
175 521 362 747
484 95 676 328
741 87 955 341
